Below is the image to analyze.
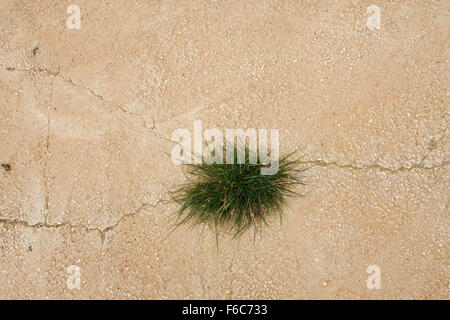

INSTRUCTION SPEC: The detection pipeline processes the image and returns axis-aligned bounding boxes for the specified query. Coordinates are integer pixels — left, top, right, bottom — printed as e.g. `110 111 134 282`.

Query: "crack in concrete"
2 64 175 246
4 65 108 102
299 128 448 173
0 200 163 241
2 64 173 143
2 64 447 244
42 75 54 223
299 159 449 173
3 63 447 170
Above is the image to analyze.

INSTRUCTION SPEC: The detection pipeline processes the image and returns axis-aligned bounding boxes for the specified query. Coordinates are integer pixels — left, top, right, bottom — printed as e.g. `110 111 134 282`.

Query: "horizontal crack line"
300 159 449 173
0 200 163 236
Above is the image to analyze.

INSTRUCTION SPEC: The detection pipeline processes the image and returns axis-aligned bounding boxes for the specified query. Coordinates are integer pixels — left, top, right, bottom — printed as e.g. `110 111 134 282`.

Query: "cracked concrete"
0 200 163 235
0 0 448 299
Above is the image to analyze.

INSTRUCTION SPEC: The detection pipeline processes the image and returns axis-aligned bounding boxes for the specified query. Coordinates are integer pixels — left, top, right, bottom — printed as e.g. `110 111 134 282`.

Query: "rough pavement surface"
0 1 448 299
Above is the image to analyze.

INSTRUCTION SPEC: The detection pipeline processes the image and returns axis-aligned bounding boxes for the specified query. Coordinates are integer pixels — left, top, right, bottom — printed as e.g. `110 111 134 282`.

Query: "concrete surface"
0 0 448 299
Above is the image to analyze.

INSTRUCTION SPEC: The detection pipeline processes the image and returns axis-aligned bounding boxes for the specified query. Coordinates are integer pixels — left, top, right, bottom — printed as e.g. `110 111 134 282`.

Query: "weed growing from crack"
170 144 307 238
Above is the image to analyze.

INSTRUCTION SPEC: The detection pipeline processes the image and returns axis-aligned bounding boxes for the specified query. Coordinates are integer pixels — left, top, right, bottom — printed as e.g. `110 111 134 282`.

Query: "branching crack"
1 64 447 247
2 64 173 143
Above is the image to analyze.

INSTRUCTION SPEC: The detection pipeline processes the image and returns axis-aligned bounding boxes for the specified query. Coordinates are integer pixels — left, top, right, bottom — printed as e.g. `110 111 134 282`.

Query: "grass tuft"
170 144 307 238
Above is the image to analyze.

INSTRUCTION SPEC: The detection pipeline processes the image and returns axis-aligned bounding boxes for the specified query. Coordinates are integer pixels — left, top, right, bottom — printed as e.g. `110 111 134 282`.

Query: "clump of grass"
170 144 306 238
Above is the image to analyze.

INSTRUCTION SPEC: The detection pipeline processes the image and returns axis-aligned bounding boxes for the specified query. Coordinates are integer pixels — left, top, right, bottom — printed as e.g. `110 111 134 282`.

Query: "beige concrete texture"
0 0 448 299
